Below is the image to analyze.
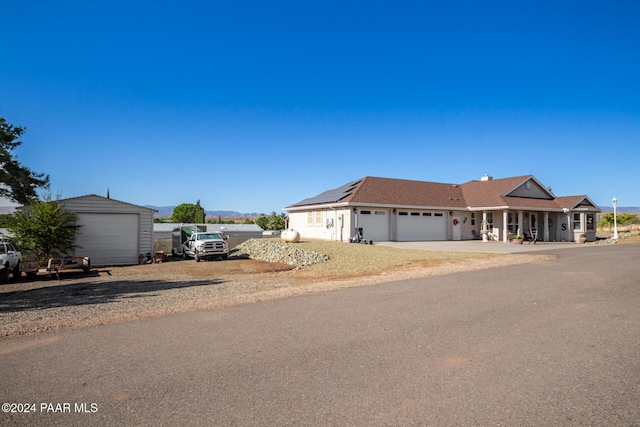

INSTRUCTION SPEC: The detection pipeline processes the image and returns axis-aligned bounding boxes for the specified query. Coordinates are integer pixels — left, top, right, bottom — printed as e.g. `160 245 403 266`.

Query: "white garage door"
397 212 446 241
75 213 139 266
357 210 389 242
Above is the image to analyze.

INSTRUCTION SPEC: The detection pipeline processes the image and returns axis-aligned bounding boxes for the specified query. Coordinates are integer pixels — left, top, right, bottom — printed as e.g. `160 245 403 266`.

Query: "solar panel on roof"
291 180 361 206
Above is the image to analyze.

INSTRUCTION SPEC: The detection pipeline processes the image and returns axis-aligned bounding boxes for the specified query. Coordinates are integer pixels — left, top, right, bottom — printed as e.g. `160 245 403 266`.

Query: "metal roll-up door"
75 213 139 265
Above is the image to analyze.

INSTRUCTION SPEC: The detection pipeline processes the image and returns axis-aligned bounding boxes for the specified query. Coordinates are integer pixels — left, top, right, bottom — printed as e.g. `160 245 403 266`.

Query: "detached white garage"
62 195 155 266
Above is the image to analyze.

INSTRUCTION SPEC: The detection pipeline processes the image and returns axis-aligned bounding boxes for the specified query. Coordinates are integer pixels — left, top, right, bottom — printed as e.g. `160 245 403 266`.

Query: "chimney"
481 174 493 181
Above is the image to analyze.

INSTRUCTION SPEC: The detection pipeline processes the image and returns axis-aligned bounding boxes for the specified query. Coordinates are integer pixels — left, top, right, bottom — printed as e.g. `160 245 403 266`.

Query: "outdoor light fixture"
612 197 618 239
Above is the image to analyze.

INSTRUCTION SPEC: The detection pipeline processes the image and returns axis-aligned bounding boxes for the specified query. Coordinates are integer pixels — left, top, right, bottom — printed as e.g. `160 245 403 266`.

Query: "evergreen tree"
0 117 50 204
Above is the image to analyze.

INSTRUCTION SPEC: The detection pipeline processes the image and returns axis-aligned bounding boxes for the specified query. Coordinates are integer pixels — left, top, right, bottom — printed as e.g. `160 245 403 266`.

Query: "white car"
0 240 22 282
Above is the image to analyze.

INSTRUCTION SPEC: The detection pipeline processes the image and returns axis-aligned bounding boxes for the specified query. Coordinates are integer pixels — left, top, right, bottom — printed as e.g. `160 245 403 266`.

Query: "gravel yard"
0 239 551 339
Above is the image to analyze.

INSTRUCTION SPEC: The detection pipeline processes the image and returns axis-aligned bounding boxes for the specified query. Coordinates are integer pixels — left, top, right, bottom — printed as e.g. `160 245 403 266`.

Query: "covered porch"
474 208 597 243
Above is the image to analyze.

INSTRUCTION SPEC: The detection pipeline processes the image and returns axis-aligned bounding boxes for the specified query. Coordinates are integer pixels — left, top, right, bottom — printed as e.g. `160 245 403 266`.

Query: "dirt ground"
0 252 550 339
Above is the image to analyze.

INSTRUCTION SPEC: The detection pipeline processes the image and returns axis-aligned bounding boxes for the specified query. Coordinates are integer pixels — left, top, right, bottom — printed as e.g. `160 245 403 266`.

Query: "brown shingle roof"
287 175 600 212
459 175 531 207
344 176 467 208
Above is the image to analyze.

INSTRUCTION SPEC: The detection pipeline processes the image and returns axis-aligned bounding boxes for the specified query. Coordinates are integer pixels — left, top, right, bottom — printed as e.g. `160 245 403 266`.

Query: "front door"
453 216 461 241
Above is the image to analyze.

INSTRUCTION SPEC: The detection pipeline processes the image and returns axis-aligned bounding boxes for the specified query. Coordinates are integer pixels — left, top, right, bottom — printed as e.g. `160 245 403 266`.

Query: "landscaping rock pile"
231 239 330 268
594 230 640 245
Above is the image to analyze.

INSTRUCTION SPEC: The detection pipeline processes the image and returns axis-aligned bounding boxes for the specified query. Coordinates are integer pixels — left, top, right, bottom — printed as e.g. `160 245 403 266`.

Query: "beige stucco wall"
288 208 353 241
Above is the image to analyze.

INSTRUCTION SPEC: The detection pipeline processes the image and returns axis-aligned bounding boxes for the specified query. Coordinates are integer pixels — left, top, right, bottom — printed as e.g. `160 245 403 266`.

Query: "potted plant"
578 233 588 244
512 235 524 244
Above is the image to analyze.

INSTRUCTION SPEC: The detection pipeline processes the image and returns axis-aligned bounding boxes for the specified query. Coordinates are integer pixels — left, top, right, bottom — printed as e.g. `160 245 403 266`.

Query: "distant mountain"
205 210 261 218
598 206 640 213
145 205 260 218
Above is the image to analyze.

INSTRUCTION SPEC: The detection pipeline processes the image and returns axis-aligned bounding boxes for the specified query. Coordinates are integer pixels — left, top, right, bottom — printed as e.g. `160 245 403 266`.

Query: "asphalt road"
1 244 639 426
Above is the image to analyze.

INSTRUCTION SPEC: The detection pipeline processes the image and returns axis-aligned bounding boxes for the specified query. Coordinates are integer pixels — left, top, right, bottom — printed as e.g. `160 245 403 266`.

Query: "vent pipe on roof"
481 174 493 181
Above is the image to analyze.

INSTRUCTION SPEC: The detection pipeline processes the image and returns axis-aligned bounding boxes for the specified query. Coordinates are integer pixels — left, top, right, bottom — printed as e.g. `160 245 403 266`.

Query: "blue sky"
2 1 639 213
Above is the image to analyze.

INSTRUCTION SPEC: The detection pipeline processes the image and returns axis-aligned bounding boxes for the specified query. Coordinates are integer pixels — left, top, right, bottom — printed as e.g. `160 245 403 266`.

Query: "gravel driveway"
0 239 553 339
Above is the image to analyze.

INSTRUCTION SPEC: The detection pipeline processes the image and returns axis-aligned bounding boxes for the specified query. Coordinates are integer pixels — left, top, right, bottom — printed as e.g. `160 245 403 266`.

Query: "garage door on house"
75 213 139 265
397 211 446 241
358 210 389 241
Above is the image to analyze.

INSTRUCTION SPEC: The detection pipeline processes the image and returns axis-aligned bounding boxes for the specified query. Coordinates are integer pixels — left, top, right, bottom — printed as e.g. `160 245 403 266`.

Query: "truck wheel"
182 251 187 260
12 261 20 279
222 254 228 260
195 251 201 262
1 264 9 283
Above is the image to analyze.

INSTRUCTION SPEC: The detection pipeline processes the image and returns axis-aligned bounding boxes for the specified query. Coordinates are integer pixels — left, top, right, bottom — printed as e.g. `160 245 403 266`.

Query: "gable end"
505 178 554 200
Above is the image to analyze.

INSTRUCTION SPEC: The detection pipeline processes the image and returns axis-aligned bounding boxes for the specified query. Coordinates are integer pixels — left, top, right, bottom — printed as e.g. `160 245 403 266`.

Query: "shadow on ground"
0 278 225 313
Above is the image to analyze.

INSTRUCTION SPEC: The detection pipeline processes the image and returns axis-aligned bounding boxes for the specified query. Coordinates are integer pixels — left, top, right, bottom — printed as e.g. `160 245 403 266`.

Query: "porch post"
482 211 488 242
517 210 524 237
543 211 549 242
502 210 509 242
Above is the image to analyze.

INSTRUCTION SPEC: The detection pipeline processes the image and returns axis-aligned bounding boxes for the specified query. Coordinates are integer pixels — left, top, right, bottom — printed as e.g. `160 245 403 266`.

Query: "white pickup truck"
182 232 229 262
0 240 22 282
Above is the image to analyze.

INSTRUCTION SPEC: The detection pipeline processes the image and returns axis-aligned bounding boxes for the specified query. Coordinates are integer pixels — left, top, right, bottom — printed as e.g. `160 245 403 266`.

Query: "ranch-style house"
285 175 601 243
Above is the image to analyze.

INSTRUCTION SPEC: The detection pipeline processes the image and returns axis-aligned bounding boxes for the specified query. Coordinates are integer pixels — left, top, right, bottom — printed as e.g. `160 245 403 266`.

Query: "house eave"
288 202 468 211
468 205 573 213
286 202 351 211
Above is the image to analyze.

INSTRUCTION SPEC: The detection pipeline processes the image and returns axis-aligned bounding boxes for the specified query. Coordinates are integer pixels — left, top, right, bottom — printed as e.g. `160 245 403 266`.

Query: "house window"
573 213 581 230
471 212 476 226
307 212 314 226
315 211 323 226
586 213 594 230
486 213 493 224
508 212 517 233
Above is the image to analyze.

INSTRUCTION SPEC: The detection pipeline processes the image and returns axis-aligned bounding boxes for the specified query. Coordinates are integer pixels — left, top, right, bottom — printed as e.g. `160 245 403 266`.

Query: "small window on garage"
315 210 323 226
375 211 386 215
411 212 420 216
434 213 443 217
399 212 408 216
361 210 372 214
423 213 432 216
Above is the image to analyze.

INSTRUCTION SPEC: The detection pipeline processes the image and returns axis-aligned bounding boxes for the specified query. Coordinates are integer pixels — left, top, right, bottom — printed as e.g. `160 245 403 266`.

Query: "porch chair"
471 229 482 240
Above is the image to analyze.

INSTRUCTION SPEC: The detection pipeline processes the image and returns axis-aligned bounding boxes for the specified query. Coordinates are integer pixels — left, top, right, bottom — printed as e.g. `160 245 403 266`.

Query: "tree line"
167 202 287 230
